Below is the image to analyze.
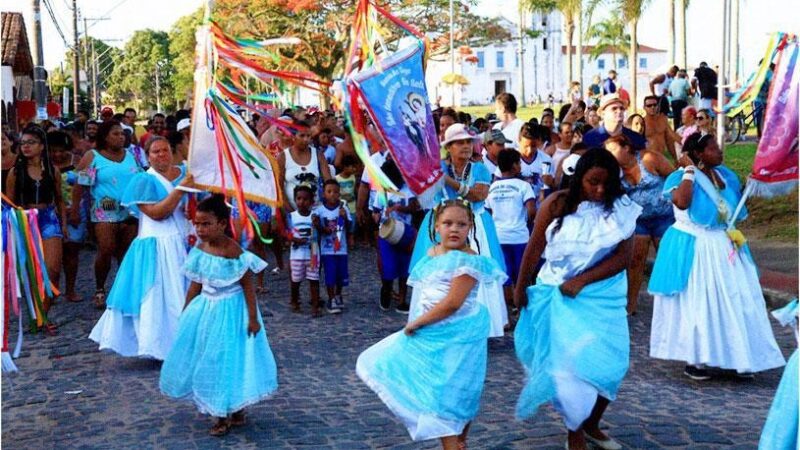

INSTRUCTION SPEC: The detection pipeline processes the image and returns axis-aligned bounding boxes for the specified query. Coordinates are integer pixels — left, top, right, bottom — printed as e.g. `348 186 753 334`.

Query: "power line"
41 0 70 48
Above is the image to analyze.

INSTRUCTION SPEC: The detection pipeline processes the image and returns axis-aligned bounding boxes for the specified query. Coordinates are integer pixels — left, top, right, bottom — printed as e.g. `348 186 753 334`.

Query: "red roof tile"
2 12 33 76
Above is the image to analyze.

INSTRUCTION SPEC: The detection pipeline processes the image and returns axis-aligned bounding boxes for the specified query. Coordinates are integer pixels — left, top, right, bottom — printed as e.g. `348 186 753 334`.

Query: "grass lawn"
461 104 547 122
726 142 798 243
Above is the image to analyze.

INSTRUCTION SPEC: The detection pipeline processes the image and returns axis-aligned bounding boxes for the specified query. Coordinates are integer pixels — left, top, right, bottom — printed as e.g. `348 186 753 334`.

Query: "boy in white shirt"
485 149 536 314
313 179 353 314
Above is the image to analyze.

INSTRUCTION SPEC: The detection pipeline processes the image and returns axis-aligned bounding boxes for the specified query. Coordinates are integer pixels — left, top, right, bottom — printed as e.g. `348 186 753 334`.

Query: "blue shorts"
321 254 349 287
65 200 89 243
36 205 63 240
635 215 674 239
378 237 411 281
501 243 527 286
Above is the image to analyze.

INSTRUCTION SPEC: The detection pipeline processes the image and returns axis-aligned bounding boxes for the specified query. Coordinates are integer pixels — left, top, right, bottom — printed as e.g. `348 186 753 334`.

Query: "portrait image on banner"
349 43 442 197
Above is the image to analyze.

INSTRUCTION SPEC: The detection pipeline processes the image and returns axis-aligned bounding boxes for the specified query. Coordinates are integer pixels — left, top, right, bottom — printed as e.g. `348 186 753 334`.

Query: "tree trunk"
613 50 618 71
731 0 739 84
566 20 574 87
668 0 675 64
676 0 687 69
576 8 583 93
629 18 638 112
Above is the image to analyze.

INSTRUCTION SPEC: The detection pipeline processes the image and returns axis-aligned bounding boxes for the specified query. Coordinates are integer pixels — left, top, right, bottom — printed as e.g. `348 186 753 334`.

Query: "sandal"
230 411 246 427
210 419 231 436
93 290 106 310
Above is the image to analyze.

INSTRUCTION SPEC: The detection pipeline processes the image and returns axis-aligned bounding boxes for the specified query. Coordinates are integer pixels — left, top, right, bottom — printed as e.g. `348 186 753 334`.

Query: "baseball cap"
482 129 512 145
176 118 191 132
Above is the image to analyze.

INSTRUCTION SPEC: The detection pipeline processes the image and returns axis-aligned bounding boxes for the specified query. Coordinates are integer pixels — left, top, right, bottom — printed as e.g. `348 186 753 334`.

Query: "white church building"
425 11 668 108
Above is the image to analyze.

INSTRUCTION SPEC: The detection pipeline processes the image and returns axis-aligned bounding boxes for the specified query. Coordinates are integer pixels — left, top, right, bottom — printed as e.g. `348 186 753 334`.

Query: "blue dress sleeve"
121 173 169 217
409 251 507 287
471 162 492 186
662 169 684 198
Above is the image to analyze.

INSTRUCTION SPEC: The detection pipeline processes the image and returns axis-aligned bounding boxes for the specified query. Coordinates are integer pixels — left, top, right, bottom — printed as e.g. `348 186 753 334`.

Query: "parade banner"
348 43 443 205
749 39 799 197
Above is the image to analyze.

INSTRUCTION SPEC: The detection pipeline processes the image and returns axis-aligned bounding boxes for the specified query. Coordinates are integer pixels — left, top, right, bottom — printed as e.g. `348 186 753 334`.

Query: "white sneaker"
585 433 622 450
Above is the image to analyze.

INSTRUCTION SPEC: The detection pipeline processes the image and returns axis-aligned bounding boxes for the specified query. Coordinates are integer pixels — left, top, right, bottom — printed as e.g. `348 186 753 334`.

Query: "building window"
598 59 605 70
618 58 627 68
496 50 504 69
543 38 548 50
639 57 647 68
477 51 485 69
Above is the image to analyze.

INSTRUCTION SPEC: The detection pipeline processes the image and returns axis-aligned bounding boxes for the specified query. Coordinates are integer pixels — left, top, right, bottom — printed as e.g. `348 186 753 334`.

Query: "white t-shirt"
360 150 388 209
485 177 535 244
371 185 415 226
313 202 352 255
519 149 553 203
493 118 525 149
481 149 501 179
288 210 314 260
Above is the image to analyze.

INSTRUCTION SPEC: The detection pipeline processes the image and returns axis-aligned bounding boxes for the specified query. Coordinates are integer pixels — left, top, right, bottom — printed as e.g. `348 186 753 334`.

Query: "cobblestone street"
2 246 795 449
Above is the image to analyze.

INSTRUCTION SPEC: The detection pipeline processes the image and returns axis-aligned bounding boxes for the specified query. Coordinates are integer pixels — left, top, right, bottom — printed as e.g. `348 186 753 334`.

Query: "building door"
494 80 506 97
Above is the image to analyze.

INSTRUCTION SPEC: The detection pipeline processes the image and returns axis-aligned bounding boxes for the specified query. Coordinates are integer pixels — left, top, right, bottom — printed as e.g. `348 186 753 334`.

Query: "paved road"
2 246 795 449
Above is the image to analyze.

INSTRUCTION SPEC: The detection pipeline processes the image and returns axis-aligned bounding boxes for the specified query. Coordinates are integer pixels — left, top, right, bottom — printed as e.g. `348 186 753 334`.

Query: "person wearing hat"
176 118 191 140
481 129 511 179
583 94 647 150
410 123 508 337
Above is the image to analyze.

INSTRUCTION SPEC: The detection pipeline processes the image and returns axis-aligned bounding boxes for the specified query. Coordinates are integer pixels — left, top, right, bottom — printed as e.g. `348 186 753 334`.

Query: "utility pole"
518 7 526 106
731 0 740 84
83 16 92 116
72 0 80 119
717 0 728 149
449 0 455 107
91 39 99 114
155 63 162 112
31 0 47 121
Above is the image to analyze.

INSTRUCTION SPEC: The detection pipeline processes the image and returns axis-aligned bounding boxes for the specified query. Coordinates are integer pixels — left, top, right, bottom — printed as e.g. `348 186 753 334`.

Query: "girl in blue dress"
410 123 508 336
513 148 641 450
648 133 784 380
760 299 798 450
160 195 278 436
357 199 506 449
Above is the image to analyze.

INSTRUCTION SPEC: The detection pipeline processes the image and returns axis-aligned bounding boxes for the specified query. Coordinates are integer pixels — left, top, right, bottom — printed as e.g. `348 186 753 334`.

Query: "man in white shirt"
492 92 525 149
481 129 511 179
518 123 554 204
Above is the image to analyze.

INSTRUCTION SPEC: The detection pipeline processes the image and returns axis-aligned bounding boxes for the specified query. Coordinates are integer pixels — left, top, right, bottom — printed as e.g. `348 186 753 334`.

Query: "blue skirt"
515 273 630 430
159 291 278 417
356 307 490 441
759 350 798 450
105 237 157 315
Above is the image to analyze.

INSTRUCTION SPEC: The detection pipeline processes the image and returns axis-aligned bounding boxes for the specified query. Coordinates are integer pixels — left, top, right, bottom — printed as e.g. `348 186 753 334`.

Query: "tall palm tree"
676 0 687 69
619 0 650 111
586 16 630 71
668 0 675 64
520 0 581 91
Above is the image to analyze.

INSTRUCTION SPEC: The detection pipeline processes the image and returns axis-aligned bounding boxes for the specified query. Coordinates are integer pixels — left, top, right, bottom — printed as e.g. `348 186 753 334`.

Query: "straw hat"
440 123 479 147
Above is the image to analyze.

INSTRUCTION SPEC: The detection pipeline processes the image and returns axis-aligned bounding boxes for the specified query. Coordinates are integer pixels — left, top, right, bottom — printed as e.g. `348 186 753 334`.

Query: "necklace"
448 161 471 182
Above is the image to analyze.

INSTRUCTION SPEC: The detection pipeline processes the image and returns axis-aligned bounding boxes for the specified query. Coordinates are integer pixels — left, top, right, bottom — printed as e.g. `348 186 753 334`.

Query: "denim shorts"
36 205 64 240
635 215 674 239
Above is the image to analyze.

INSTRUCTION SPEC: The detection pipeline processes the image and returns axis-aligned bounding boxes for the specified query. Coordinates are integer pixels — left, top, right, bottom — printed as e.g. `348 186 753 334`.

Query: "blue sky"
5 0 799 75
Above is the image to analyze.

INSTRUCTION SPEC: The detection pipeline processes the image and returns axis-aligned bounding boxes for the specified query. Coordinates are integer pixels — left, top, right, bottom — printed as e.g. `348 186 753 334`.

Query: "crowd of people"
0 86 791 449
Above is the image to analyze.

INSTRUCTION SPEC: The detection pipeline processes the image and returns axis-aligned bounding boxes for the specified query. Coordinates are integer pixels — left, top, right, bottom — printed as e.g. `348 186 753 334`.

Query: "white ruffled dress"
89 167 189 360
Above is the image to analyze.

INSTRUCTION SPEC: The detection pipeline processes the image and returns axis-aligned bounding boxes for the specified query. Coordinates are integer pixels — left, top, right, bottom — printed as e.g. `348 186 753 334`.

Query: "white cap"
177 118 191 132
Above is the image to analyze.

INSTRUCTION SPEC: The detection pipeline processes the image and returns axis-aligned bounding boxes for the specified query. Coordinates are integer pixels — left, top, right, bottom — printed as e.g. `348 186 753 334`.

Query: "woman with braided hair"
410 123 507 336
358 199 506 449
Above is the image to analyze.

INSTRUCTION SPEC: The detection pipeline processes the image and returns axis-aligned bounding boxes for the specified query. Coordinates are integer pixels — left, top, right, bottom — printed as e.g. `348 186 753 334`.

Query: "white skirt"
89 235 187 360
650 227 785 372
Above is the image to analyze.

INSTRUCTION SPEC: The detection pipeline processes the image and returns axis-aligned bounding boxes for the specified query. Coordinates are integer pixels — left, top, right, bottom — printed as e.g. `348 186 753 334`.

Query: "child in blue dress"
357 199 507 449
160 195 278 436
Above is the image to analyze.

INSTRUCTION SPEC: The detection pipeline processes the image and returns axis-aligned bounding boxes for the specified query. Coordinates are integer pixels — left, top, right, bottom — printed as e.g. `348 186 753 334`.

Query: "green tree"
618 0 650 111
586 16 630 71
169 8 204 108
106 29 173 112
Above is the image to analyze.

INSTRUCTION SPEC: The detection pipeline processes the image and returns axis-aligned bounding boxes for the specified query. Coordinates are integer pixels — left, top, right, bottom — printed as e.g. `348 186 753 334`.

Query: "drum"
379 218 417 252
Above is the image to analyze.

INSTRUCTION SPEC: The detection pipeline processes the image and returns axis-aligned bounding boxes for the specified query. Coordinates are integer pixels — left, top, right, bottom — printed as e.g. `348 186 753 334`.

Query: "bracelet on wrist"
682 171 696 182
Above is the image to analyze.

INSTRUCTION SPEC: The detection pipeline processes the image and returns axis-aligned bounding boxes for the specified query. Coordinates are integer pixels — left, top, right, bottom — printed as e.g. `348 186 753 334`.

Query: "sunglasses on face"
645 103 658 108
697 116 708 120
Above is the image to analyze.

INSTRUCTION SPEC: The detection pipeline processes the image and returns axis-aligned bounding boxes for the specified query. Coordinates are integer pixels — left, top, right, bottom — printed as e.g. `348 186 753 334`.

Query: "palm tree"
619 0 650 111
520 0 581 92
668 0 675 64
586 16 630 71
676 0 687 69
